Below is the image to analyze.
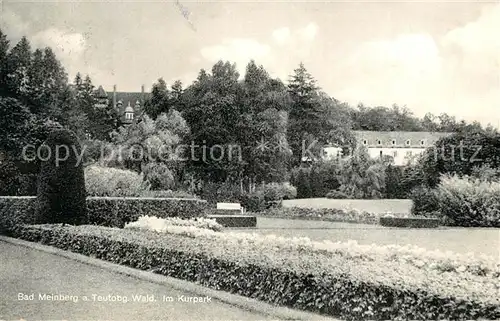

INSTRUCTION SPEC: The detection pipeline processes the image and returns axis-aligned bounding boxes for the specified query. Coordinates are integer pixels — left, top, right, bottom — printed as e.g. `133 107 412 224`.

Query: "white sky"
1 1 499 126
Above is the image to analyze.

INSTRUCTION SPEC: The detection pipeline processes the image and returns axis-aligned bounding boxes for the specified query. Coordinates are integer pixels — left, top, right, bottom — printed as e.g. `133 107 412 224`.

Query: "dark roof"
106 91 151 124
353 131 454 147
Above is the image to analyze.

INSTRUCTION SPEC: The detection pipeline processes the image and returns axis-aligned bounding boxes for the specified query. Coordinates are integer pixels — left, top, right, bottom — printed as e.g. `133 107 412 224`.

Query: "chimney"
141 84 145 104
113 85 117 110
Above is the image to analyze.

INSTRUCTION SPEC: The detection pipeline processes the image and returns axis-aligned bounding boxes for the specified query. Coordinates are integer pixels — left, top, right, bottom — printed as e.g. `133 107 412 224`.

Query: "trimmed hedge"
380 217 441 228
86 197 207 228
12 224 500 320
0 196 207 232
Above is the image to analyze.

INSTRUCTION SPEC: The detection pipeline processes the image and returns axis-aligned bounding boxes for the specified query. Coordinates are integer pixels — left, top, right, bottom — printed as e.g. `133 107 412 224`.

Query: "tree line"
0 29 492 196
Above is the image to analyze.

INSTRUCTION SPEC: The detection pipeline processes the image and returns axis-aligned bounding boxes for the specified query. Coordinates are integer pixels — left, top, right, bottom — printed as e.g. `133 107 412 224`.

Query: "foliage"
125 215 223 232
142 162 175 190
434 174 500 227
0 195 206 230
325 190 349 199
13 224 500 320
417 127 500 188
338 146 386 199
410 185 441 217
85 165 150 197
35 128 88 225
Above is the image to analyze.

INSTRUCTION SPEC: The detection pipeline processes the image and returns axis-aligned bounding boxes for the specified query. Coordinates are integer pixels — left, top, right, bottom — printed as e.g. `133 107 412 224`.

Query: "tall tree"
3 36 32 95
287 63 324 165
0 29 10 88
144 78 170 119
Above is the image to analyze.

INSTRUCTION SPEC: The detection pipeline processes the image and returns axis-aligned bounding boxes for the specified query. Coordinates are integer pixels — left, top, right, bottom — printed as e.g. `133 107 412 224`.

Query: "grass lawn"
234 217 499 257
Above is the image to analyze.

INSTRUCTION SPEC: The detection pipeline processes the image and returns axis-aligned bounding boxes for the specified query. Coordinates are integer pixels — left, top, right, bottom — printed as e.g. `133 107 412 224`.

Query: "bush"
35 129 87 225
325 190 349 199
435 175 500 227
0 196 36 235
85 165 150 197
410 185 440 217
13 224 500 320
258 182 297 201
142 162 175 190
240 191 267 212
0 196 207 231
198 182 242 204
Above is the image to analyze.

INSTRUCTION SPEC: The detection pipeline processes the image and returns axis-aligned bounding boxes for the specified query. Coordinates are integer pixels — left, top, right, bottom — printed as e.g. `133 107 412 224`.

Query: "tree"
338 146 386 198
35 128 88 225
144 78 170 119
182 61 244 182
0 29 10 88
3 36 32 95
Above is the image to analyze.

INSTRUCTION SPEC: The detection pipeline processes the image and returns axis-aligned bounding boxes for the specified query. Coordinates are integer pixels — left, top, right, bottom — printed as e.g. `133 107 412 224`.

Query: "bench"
213 202 243 215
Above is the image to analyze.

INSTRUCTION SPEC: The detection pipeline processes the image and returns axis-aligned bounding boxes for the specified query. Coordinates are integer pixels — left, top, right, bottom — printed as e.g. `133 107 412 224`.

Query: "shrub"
85 165 150 197
0 196 207 231
257 182 297 201
240 191 267 212
13 224 500 320
199 182 242 204
410 185 440 217
142 162 175 190
435 174 500 227
325 190 349 199
35 128 87 225
0 196 36 235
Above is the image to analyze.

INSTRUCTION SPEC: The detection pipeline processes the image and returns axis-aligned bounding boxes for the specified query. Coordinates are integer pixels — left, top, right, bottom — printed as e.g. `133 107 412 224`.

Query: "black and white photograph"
0 0 499 320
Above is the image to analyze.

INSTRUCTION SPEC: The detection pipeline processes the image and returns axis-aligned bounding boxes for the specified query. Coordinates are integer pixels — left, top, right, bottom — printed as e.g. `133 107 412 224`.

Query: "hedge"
0 196 207 233
379 217 441 228
11 224 500 320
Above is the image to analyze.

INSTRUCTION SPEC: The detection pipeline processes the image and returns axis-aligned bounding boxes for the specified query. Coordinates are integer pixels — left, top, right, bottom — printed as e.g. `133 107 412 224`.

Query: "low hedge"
0 196 207 233
12 224 500 320
380 217 441 228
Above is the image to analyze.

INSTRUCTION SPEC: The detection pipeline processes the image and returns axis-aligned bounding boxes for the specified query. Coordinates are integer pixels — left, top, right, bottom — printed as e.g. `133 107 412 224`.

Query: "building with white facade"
322 131 454 166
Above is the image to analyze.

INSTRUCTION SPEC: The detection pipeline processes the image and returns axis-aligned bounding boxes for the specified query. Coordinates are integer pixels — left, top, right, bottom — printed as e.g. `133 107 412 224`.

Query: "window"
406 139 411 146
392 151 397 157
379 150 383 157
363 140 367 145
125 112 134 120
420 139 425 146
407 151 413 156
391 139 396 145
377 139 382 145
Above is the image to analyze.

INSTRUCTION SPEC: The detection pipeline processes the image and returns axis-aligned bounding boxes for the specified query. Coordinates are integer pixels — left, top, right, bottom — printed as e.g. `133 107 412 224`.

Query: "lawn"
234 217 499 257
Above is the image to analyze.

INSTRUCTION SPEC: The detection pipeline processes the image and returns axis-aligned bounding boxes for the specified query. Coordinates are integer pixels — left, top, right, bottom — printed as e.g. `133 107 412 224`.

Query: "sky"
1 0 499 127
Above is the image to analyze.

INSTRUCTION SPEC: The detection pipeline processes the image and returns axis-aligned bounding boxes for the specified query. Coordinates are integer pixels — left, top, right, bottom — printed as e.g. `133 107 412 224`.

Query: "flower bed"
125 216 224 232
253 207 411 224
11 223 500 320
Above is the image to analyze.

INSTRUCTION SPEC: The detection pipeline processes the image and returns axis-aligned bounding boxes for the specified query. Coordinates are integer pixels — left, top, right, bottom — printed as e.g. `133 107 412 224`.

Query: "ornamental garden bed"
8 223 500 321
